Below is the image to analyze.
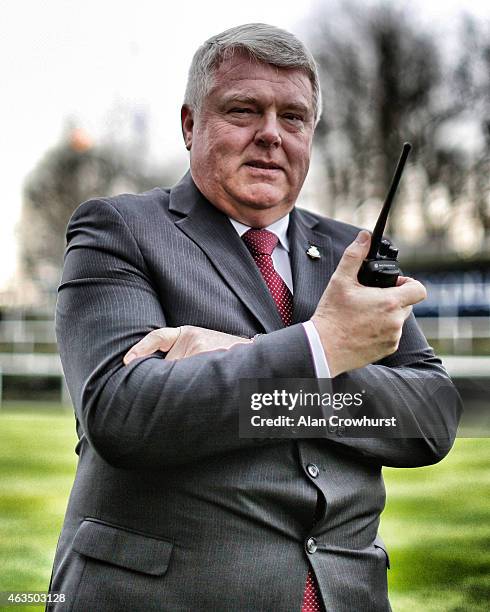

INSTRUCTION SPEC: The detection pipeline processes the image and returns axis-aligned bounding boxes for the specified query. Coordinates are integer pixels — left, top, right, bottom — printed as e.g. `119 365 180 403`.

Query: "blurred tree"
456 14 490 232
20 127 179 291
308 0 488 243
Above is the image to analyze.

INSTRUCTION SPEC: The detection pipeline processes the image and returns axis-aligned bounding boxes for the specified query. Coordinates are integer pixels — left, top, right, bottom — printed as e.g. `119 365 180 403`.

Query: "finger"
166 334 252 361
396 275 411 287
394 279 427 308
334 231 371 280
124 327 181 364
165 341 188 361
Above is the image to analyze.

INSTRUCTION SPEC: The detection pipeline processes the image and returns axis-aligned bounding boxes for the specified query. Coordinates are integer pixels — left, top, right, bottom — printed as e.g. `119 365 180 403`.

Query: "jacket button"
307 463 319 478
306 537 317 554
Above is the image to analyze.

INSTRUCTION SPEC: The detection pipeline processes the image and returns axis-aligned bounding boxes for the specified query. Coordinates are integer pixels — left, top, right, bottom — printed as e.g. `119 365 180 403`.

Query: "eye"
229 107 254 114
283 113 304 123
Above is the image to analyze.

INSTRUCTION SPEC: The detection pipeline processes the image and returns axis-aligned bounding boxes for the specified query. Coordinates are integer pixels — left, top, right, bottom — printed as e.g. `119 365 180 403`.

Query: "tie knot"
242 228 278 256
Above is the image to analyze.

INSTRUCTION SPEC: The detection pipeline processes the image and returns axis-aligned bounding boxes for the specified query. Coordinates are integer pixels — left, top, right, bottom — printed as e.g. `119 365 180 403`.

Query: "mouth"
244 160 283 171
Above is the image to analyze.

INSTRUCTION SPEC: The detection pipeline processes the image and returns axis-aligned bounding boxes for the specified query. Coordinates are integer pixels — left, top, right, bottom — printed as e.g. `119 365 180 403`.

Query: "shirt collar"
229 214 290 252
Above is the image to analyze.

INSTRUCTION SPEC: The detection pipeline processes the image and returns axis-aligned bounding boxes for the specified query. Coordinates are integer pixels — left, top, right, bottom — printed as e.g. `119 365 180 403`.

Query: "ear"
181 105 194 150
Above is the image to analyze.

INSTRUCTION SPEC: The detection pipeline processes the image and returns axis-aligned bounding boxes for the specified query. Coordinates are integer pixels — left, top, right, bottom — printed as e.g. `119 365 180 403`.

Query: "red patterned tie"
242 229 293 326
242 228 323 612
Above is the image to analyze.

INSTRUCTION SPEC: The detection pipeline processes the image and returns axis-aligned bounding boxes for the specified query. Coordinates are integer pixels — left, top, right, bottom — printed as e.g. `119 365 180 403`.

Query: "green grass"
382 437 490 611
0 404 76 612
0 405 488 611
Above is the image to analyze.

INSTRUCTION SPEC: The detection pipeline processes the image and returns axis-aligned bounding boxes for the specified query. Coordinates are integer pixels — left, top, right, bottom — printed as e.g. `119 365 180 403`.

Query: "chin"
236 185 287 209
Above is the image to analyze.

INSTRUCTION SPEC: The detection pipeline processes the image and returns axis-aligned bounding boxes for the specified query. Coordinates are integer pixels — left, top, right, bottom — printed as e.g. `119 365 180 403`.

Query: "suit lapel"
168 172 336 330
289 208 334 324
169 173 284 332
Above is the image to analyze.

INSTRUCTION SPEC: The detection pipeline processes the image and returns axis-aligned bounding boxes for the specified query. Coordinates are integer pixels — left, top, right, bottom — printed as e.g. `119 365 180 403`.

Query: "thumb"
124 327 181 365
334 230 371 280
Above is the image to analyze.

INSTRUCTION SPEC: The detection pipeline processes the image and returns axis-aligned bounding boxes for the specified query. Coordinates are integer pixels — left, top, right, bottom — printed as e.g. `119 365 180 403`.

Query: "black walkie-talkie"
357 143 412 288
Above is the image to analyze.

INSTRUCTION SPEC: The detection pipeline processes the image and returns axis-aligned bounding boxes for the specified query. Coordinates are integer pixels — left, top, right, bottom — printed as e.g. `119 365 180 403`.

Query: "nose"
254 113 282 149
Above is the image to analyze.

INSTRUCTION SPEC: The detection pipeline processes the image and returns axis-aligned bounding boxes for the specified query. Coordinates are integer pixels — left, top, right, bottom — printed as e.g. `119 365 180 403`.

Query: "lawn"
0 404 488 611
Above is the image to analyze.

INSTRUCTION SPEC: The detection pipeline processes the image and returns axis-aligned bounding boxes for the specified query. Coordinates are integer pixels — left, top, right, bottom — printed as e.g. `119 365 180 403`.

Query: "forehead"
208 52 313 108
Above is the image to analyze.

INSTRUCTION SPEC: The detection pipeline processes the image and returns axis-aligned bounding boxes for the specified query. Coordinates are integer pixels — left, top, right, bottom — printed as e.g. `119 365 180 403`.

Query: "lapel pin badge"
306 245 321 260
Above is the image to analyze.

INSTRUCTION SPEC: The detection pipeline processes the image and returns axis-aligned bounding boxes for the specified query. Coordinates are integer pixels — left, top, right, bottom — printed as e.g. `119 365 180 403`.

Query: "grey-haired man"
48 23 460 612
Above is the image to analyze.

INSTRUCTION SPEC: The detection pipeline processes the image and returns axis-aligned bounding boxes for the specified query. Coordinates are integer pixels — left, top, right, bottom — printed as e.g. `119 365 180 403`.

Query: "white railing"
0 318 57 349
0 317 489 407
417 316 490 354
1 317 488 348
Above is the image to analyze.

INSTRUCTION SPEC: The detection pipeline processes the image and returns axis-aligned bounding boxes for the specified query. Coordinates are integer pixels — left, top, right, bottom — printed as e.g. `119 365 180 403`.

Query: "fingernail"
124 352 136 364
355 230 369 245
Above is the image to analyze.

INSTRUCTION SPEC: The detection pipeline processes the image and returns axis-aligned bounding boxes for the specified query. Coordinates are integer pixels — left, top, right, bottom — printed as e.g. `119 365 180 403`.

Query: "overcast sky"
1 0 489 290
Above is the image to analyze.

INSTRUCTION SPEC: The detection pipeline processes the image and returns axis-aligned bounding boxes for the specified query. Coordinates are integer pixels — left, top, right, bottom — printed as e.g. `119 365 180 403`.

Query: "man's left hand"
123 326 252 365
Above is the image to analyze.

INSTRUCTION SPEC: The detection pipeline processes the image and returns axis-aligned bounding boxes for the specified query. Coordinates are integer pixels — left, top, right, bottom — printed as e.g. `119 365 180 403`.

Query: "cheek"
286 142 311 179
211 148 249 180
207 120 249 148
205 130 246 165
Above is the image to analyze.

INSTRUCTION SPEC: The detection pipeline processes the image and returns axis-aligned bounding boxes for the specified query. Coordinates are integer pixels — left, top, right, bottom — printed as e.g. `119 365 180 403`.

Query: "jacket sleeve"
56 198 316 469
324 321 463 468
58 197 462 471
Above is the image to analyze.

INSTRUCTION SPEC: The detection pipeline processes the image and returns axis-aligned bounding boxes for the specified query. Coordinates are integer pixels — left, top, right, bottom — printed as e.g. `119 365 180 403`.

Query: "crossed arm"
57 198 462 470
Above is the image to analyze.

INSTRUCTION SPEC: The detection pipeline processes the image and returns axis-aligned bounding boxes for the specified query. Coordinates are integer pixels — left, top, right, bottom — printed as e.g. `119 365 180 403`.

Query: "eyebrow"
221 94 310 116
221 95 260 107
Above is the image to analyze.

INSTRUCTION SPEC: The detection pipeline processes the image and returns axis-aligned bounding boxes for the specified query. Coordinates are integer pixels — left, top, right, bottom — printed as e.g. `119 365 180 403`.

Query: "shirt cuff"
302 320 331 378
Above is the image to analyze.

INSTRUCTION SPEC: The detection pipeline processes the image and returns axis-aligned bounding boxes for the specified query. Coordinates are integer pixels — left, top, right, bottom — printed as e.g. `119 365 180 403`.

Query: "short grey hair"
184 23 322 126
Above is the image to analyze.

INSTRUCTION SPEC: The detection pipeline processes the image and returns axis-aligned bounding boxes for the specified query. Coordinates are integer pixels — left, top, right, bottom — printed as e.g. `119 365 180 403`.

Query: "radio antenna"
367 142 412 259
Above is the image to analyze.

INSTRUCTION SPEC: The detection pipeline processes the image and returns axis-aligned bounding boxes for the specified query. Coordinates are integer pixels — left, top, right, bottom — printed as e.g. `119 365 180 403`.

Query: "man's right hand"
311 230 427 378
123 325 251 365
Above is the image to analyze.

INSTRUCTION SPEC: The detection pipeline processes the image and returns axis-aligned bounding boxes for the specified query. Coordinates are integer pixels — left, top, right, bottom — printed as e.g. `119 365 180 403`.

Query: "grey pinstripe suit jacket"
48 171 461 611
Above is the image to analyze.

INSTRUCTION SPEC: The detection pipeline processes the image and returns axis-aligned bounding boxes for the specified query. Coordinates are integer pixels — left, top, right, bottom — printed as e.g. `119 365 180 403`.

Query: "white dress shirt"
229 215 331 378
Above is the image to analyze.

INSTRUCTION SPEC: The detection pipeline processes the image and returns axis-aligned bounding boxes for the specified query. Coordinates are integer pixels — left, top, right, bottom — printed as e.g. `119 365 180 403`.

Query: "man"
48 23 461 611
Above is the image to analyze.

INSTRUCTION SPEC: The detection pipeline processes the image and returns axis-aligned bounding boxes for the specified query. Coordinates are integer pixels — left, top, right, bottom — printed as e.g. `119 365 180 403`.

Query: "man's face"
182 52 315 227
